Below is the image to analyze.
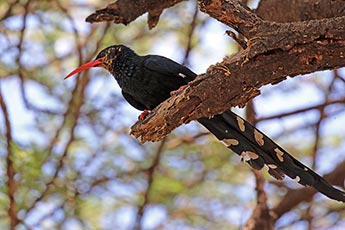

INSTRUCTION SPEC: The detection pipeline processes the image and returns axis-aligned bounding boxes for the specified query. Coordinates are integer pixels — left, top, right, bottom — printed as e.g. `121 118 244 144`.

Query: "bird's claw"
138 109 150 121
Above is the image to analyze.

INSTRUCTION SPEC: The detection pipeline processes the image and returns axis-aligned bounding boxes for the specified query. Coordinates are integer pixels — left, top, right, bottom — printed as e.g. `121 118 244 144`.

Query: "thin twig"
0 0 20 21
134 137 167 230
182 3 199 66
243 100 273 230
256 98 345 122
0 83 18 229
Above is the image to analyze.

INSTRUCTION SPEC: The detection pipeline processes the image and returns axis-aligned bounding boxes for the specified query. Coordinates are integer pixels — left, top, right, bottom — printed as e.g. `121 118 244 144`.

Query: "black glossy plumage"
95 45 345 202
96 45 196 110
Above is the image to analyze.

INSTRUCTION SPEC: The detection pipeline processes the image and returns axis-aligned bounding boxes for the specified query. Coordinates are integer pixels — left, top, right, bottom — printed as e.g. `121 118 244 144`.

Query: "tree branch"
134 138 166 230
257 0 345 22
199 0 345 58
129 0 345 142
131 38 345 142
199 0 264 38
86 7 345 217
86 0 185 29
0 84 18 230
256 97 345 122
243 101 273 230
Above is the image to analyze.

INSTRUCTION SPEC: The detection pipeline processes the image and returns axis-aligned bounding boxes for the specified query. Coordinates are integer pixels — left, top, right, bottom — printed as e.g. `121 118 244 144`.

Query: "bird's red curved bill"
64 59 103 79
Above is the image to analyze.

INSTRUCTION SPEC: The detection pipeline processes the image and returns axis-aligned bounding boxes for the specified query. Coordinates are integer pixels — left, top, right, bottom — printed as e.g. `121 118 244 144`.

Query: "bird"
65 45 345 202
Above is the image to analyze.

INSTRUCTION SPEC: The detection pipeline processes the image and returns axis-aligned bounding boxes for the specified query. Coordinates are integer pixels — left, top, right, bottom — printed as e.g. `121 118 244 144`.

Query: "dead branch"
129 0 345 142
131 38 345 142
84 0 345 143
86 0 185 29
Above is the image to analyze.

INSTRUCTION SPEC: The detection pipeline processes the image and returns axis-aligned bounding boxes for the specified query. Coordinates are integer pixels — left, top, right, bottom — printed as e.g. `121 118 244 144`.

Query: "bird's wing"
198 110 345 202
143 55 197 82
122 90 147 111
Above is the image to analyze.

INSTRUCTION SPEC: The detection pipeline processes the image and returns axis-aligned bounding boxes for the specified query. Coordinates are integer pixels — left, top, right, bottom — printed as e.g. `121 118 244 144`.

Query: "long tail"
198 110 345 202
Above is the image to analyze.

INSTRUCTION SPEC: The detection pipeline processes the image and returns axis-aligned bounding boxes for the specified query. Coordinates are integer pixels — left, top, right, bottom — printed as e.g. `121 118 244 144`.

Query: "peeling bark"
131 38 345 142
127 0 345 142
83 0 345 228
86 0 185 29
257 0 345 22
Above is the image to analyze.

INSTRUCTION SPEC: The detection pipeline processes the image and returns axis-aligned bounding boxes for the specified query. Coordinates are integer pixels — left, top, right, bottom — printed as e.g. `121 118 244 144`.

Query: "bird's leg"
170 85 188 96
138 109 150 121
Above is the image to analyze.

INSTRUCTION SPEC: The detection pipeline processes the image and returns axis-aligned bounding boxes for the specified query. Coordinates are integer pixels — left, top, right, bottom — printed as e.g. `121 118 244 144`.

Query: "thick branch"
130 0 345 142
86 0 184 29
198 0 264 37
199 0 345 58
131 38 345 142
257 0 345 22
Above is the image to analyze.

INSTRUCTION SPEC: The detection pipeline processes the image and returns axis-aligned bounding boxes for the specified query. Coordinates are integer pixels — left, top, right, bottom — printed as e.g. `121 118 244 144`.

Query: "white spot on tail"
274 148 284 162
236 116 245 132
254 129 264 146
241 151 259 162
293 176 301 183
221 139 239 147
267 164 277 169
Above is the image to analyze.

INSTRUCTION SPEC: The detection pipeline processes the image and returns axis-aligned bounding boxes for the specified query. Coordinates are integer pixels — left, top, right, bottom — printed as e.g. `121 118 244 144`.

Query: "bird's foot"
170 85 188 96
138 109 150 121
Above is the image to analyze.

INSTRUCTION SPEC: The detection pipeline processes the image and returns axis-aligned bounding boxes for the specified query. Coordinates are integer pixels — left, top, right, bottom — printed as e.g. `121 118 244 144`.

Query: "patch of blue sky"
276 210 309 230
102 205 136 230
224 205 251 226
0 78 38 144
24 195 63 226
141 204 167 230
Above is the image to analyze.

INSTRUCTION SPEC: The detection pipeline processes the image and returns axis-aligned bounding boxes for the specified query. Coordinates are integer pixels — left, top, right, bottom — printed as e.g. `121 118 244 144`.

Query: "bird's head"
64 45 135 79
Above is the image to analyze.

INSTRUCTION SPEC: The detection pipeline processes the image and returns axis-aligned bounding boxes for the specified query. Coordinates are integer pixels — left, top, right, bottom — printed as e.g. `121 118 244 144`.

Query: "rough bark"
130 0 345 142
257 0 345 22
131 38 345 142
83 0 345 228
86 0 184 29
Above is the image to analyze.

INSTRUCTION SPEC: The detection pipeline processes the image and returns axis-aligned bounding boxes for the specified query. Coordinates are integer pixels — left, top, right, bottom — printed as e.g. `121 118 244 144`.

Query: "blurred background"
0 0 345 229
